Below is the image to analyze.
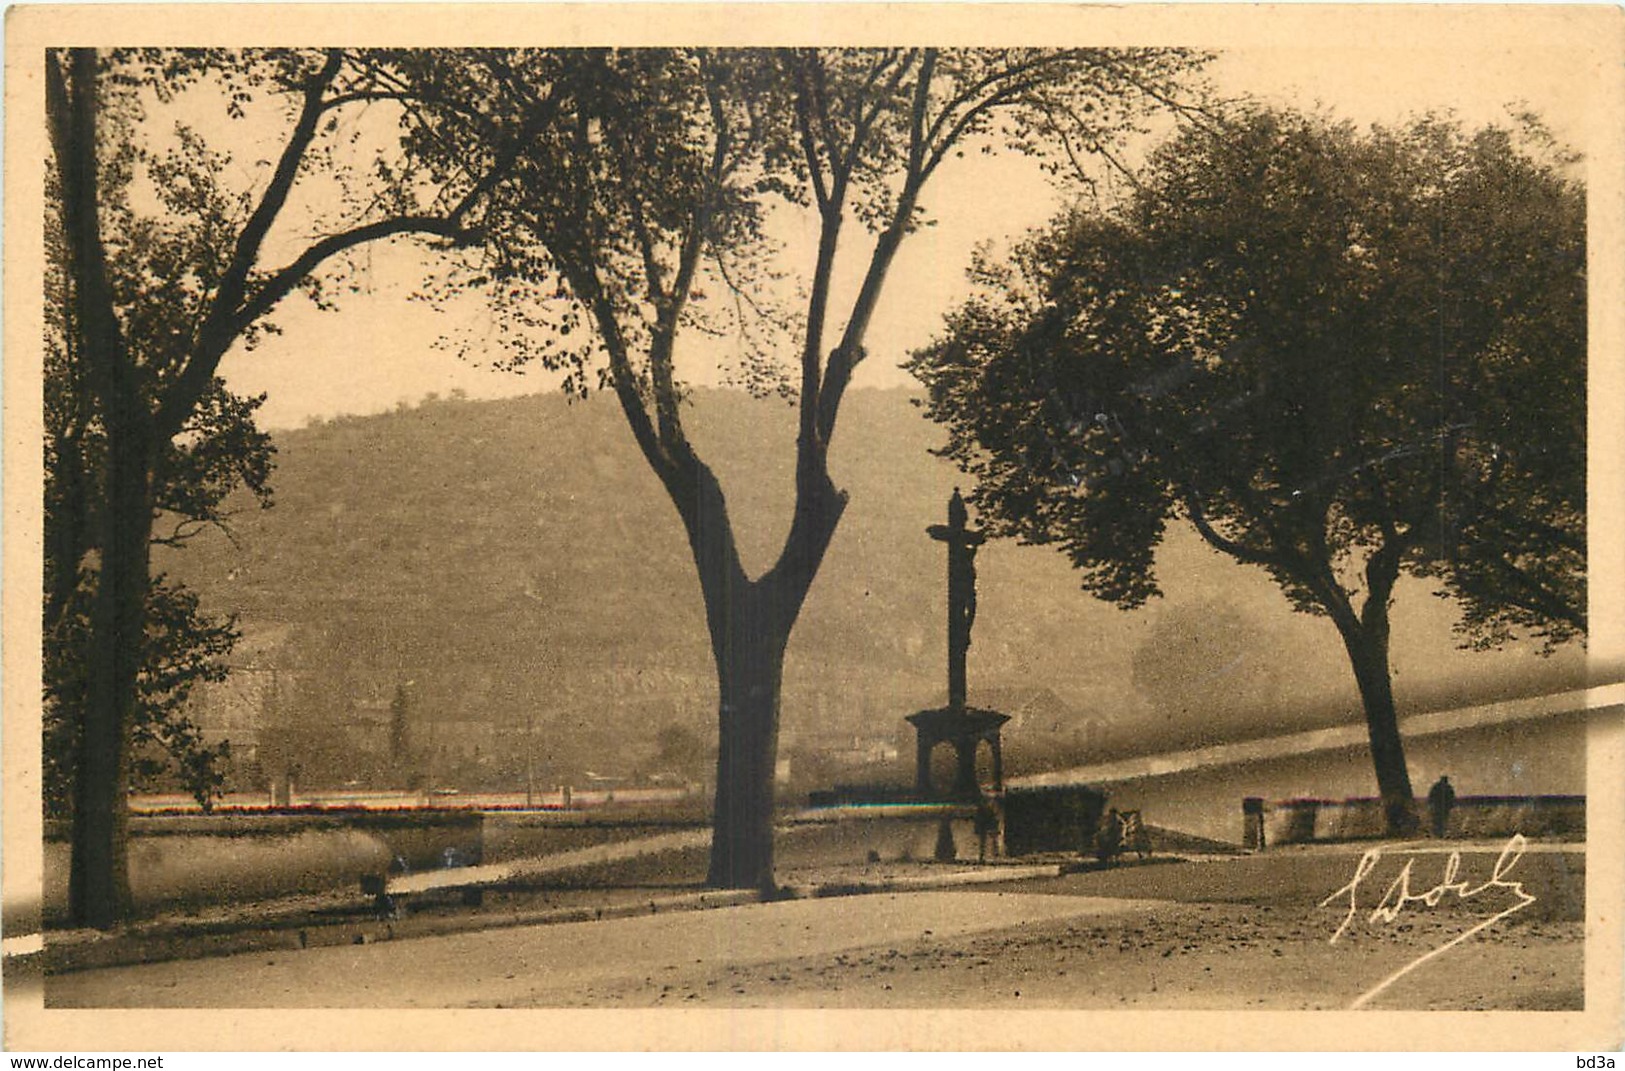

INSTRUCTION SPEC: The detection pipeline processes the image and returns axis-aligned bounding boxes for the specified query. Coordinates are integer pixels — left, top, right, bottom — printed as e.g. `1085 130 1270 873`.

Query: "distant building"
424 719 502 761
971 684 1112 751
179 625 299 770
783 729 903 768
345 698 393 756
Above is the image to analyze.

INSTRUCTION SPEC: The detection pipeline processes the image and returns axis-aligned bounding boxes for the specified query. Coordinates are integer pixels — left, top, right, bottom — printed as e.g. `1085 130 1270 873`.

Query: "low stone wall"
803 786 1121 861
482 812 706 863
39 809 713 923
1002 785 1108 857
798 787 1109 862
1248 794 1585 847
789 804 985 864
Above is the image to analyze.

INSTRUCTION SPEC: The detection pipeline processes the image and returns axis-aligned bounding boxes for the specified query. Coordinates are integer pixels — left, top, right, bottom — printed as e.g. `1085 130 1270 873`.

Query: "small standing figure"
1428 775 1456 839
974 797 998 863
1119 809 1151 860
1096 807 1124 866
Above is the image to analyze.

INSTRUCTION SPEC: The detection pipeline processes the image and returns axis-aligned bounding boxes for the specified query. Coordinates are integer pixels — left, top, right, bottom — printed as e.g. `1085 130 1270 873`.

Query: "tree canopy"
44 46 543 925
910 106 1585 829
43 98 278 817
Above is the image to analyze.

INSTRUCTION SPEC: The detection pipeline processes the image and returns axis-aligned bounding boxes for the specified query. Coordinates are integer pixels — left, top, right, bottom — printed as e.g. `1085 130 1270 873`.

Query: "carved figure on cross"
927 487 985 713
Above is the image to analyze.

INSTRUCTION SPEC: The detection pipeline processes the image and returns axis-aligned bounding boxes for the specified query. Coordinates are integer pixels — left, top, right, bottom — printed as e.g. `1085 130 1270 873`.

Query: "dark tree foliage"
44 564 256 818
910 107 1585 833
654 723 712 780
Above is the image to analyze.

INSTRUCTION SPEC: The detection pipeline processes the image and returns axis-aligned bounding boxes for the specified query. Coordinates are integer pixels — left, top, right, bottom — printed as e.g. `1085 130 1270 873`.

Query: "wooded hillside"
160 387 1583 787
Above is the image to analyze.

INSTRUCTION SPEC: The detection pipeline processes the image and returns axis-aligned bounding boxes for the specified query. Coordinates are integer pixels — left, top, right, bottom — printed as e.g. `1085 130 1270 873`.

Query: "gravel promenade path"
40 838 1584 1012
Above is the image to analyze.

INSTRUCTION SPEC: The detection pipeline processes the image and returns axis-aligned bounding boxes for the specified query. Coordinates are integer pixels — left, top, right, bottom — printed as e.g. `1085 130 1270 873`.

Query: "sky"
209 40 1600 430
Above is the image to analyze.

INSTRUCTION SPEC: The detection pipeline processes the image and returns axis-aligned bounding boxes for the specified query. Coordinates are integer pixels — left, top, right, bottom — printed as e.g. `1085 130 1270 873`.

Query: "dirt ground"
39 839 1584 1011
522 843 1586 1011
542 899 1582 1010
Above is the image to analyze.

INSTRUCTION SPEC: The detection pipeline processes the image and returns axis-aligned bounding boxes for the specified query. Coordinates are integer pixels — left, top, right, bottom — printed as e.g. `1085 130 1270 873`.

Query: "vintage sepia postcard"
4 2 1622 1053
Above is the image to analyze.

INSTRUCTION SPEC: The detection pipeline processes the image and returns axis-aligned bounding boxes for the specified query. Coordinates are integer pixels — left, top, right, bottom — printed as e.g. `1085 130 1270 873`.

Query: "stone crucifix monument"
907 489 1008 801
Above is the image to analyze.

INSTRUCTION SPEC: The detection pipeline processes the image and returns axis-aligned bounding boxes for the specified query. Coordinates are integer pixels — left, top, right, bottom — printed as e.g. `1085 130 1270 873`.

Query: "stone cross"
927 488 985 713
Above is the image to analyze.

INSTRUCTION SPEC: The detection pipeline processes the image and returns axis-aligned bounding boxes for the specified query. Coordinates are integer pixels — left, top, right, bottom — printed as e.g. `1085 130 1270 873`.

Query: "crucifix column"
909 490 1006 801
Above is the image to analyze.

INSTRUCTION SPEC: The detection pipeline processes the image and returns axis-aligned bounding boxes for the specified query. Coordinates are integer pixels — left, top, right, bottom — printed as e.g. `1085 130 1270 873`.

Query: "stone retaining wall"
1245 794 1585 847
39 810 707 923
788 805 988 864
1001 785 1108 857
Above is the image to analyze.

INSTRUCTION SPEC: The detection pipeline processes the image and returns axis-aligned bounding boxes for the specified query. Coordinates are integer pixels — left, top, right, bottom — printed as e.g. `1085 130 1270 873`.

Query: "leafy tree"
45 47 541 926
45 196 275 818
911 107 1585 833
412 47 1206 888
45 576 248 817
654 723 711 780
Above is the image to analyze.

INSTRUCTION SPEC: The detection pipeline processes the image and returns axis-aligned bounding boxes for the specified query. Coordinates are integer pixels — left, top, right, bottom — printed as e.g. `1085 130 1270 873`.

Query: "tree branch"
158 57 558 437
1359 532 1408 632
1478 553 1587 634
227 214 475 337
157 50 344 435
921 50 1066 161
790 54 832 213
1180 486 1279 568
203 52 342 338
841 49 916 176
150 515 228 549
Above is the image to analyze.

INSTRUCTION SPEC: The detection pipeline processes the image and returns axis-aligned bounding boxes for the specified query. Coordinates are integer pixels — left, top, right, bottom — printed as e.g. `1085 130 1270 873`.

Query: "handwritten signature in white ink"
1319 833 1538 1009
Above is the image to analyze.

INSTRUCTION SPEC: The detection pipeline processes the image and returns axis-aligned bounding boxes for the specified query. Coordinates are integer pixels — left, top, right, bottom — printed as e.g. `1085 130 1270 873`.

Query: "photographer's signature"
1320 834 1537 1009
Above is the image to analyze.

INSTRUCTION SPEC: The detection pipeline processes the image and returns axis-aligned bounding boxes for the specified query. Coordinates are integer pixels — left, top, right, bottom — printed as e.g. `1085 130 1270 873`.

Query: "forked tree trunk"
666 449 840 891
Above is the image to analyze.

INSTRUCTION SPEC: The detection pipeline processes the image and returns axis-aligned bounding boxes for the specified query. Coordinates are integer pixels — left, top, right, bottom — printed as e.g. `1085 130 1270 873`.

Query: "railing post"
1242 797 1266 850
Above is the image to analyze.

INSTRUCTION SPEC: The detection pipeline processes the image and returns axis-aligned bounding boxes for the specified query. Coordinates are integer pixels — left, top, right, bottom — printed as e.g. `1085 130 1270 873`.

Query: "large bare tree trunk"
68 424 154 927
707 586 790 890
